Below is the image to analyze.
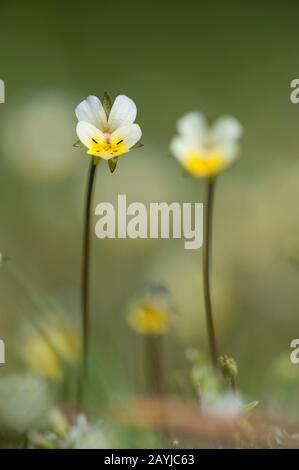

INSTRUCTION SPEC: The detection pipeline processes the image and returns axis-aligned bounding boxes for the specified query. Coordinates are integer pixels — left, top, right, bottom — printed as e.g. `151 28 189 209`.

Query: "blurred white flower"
170 112 242 177
0 374 52 432
201 392 243 420
75 94 142 160
28 413 109 449
1 91 79 181
63 414 108 449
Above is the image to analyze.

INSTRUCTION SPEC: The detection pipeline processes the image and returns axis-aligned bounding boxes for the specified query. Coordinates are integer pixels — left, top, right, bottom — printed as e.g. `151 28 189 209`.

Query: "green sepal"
93 156 102 166
102 92 112 117
73 140 85 149
131 141 144 150
243 400 259 413
108 157 118 173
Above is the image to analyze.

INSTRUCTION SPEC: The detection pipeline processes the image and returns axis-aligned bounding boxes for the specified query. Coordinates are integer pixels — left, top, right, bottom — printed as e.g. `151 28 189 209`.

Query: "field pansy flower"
75 94 142 161
75 92 142 404
128 303 169 336
170 112 242 177
170 110 242 370
127 283 173 336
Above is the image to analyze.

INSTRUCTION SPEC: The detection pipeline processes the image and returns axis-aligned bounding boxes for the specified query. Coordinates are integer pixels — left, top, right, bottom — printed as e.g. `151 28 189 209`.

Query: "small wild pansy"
170 112 242 178
170 110 242 370
75 94 142 163
127 283 173 336
75 93 142 404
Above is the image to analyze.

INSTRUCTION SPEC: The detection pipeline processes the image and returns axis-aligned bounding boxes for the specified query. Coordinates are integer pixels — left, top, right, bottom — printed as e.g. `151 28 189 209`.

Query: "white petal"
170 136 192 163
218 142 240 162
76 121 105 148
75 95 107 130
111 124 142 149
177 112 207 144
211 116 243 143
108 95 137 132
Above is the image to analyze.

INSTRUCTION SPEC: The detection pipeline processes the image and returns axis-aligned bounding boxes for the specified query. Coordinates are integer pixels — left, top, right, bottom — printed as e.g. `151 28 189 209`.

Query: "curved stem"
78 159 98 406
202 177 219 369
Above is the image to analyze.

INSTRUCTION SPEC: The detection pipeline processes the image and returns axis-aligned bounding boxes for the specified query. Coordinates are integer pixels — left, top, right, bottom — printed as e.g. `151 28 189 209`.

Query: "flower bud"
219 355 238 381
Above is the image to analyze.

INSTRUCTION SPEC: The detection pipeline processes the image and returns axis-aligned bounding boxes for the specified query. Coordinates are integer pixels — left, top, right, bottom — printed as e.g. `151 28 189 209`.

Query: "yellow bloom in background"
75 94 142 160
128 304 169 335
170 112 242 178
24 327 80 380
24 335 62 380
48 328 80 363
127 283 173 335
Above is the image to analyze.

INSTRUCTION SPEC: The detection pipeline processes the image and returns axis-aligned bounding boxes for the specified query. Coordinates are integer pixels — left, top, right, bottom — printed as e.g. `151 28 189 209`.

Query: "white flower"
0 374 52 432
170 112 242 178
75 94 142 160
201 392 243 420
63 414 108 449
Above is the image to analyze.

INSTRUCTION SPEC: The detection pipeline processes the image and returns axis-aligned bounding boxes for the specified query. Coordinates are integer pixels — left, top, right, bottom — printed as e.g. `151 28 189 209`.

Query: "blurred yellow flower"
48 328 80 363
24 336 62 380
128 304 169 335
24 327 80 380
170 112 242 177
48 408 70 437
75 94 142 160
127 283 173 336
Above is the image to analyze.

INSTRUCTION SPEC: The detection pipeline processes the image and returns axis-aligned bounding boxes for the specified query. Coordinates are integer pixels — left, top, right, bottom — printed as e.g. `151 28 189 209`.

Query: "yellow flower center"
128 304 169 335
185 151 226 177
87 134 128 157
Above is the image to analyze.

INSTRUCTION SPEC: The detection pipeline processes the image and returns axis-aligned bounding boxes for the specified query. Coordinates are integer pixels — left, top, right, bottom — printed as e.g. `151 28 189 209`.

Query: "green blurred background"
0 0 299 432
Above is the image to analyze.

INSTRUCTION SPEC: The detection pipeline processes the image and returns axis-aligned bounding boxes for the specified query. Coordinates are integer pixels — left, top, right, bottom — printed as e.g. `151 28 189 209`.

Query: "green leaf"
131 141 144 150
102 92 112 117
108 157 118 173
243 400 259 413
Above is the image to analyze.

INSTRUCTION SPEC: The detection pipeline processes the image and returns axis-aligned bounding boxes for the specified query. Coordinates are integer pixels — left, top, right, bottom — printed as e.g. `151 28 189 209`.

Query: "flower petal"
76 121 105 148
177 112 207 145
170 136 193 163
75 95 107 130
217 141 239 162
210 116 242 161
111 124 142 149
108 95 137 132
211 116 243 143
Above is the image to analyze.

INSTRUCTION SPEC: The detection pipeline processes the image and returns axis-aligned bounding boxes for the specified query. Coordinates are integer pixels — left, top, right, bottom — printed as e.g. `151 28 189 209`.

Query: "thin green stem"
145 335 163 395
144 335 171 445
230 377 237 394
77 159 98 406
202 177 219 369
